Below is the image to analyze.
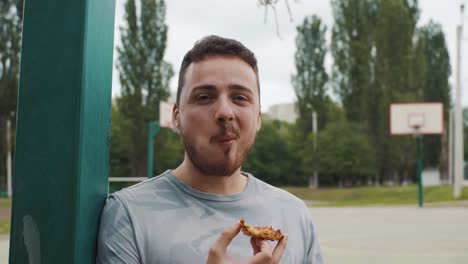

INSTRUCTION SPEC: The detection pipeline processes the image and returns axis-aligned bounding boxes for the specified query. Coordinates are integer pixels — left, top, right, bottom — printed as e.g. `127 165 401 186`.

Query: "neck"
172 156 247 195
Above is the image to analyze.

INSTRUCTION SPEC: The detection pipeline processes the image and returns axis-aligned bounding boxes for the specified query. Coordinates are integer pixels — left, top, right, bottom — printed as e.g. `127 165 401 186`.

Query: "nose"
214 97 235 124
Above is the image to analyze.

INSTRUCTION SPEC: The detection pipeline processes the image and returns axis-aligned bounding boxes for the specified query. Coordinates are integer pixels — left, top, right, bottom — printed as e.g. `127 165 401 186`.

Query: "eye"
233 94 249 102
195 94 213 104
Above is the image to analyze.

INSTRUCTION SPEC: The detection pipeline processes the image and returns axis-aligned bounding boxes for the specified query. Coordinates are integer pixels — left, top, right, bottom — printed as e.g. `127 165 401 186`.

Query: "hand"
207 222 288 264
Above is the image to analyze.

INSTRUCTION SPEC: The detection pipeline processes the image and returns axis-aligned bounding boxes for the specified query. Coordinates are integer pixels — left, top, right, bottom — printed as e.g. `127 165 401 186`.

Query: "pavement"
311 206 468 264
1 206 467 263
0 237 7 262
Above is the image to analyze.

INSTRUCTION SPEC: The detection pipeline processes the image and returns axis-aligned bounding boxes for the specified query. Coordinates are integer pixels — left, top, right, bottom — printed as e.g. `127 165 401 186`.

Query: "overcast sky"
111 0 468 112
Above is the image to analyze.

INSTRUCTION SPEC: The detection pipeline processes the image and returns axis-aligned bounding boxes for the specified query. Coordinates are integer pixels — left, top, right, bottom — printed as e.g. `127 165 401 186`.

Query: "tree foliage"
328 0 451 185
0 0 21 115
115 0 173 177
373 0 420 183
305 121 376 186
417 21 451 171
0 0 22 191
331 0 377 125
292 15 329 135
243 117 303 186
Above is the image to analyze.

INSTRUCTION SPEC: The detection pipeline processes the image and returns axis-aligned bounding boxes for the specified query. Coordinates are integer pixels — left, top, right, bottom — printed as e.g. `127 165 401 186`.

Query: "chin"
192 158 241 177
205 162 240 177
184 141 249 177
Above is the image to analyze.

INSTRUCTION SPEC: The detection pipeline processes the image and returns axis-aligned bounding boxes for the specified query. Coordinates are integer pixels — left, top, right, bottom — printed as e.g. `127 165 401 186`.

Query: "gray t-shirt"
96 171 323 264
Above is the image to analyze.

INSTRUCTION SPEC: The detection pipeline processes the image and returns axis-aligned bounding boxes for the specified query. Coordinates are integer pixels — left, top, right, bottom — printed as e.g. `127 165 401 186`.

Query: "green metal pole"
9 0 115 263
147 121 160 178
417 135 424 208
148 122 154 179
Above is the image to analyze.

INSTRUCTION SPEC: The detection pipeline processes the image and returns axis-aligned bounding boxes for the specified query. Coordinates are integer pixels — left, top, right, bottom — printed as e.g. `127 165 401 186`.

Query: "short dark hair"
176 35 260 105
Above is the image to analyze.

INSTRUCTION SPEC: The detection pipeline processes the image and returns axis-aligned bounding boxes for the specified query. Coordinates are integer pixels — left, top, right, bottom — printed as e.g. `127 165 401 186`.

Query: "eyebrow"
228 84 254 95
190 85 217 94
189 84 254 96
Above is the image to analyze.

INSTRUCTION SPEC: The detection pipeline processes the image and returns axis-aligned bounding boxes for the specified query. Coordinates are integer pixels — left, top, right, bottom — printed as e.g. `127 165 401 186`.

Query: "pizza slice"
239 218 285 241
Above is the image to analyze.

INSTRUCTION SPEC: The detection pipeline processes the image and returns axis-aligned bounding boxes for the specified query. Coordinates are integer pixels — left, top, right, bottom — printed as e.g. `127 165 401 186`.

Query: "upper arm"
96 195 141 264
304 208 324 264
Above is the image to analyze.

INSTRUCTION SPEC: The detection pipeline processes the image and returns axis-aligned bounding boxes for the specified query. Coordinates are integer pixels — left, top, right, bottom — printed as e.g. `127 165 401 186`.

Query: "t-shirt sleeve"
96 194 141 264
305 208 324 264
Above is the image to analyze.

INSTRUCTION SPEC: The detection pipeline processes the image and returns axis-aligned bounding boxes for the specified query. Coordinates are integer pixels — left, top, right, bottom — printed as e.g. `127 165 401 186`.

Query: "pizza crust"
239 218 285 241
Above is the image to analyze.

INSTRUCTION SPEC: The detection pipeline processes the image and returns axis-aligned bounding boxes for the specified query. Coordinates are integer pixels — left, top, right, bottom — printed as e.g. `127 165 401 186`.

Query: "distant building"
168 91 177 104
266 103 297 124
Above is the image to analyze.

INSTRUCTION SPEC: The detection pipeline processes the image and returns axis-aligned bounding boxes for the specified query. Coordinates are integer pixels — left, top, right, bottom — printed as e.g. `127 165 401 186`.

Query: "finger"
250 237 260 255
256 238 272 254
272 234 288 262
214 222 241 250
248 252 273 264
248 239 274 264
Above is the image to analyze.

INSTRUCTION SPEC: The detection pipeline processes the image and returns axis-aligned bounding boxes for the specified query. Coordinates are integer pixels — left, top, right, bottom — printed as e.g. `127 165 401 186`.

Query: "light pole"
449 109 454 184
454 3 464 198
307 103 318 188
6 112 13 198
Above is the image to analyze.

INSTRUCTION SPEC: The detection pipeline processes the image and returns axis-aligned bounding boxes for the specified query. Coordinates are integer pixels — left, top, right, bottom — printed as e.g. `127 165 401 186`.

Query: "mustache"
212 123 240 141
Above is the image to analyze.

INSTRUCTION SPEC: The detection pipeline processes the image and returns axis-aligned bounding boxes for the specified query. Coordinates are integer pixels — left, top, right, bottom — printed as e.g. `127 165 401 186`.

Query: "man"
97 35 323 264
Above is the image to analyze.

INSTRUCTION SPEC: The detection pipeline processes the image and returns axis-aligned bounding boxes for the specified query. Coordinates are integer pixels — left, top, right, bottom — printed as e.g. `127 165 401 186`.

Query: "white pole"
312 111 318 188
308 108 314 188
307 104 318 189
454 4 464 198
449 109 454 184
6 117 12 197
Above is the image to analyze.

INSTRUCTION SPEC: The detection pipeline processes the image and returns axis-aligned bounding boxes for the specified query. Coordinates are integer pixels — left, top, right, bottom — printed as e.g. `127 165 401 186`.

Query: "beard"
180 123 256 177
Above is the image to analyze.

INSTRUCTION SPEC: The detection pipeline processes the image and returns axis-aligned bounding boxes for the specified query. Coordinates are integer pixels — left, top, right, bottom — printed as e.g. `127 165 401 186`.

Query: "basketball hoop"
408 113 425 134
159 101 174 129
390 103 443 135
389 102 444 208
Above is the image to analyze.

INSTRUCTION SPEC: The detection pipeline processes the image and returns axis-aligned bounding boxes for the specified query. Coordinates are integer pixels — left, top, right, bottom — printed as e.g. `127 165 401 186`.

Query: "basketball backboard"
159 101 174 128
390 103 444 135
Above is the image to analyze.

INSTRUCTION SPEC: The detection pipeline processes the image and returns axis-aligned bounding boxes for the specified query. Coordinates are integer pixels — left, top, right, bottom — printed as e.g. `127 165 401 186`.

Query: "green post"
9 0 115 263
147 121 160 178
417 135 424 208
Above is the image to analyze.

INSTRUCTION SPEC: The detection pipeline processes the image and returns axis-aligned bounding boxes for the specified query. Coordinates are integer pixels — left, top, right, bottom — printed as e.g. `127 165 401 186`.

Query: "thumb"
214 222 241 250
247 239 273 264
248 252 273 264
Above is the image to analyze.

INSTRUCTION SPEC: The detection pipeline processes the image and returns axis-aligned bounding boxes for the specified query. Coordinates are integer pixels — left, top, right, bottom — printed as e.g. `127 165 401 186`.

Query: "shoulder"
248 174 308 211
113 171 173 198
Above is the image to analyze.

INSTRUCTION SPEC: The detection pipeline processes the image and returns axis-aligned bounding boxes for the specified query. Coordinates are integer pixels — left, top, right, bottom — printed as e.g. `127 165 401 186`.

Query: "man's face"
173 55 261 176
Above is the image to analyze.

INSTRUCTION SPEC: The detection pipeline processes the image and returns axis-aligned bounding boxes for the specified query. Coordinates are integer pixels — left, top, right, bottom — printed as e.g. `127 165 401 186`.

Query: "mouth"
220 136 236 141
215 134 238 147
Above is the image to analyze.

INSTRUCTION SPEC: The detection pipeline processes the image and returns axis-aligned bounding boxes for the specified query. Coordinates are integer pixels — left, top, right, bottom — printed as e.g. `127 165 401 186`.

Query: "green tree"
109 102 131 178
304 120 376 187
292 15 329 135
331 0 421 184
0 0 22 191
153 129 184 175
243 117 298 186
331 0 377 126
373 0 420 184
417 21 451 178
284 123 310 186
110 100 183 192
116 0 173 177
330 0 380 184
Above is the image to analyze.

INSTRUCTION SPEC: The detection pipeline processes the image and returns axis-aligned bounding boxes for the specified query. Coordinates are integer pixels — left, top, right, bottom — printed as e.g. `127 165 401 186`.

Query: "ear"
256 111 262 132
172 103 180 130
